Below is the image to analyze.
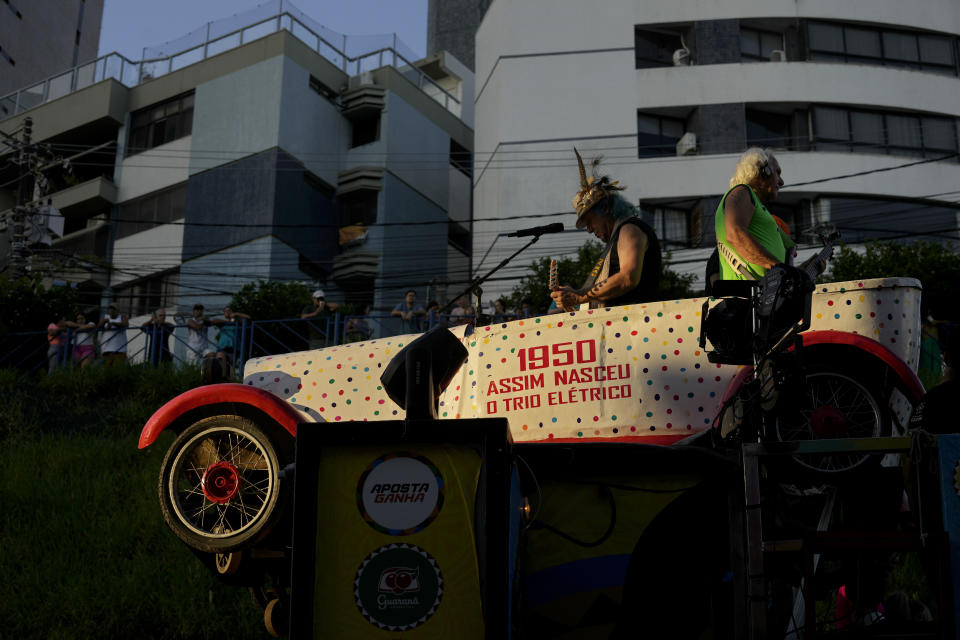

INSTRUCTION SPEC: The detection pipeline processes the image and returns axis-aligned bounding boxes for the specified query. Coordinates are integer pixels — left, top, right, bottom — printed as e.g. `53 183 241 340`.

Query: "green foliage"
0 274 79 335
505 240 697 312
827 241 960 319
230 279 313 320
505 240 605 313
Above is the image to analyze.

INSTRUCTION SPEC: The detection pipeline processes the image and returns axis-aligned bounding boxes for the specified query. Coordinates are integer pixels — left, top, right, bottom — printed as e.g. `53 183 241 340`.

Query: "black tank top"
604 218 661 306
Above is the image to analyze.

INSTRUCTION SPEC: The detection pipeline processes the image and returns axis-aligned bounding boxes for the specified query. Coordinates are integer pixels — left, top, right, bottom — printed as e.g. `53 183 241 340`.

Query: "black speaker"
380 327 469 420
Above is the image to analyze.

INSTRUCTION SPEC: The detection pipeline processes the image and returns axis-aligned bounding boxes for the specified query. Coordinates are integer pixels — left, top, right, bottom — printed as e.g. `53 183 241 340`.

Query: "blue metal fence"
1 311 536 377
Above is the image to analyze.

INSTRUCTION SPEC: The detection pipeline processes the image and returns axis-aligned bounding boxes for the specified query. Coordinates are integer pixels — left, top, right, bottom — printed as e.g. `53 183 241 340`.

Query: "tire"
773 363 890 475
159 415 282 553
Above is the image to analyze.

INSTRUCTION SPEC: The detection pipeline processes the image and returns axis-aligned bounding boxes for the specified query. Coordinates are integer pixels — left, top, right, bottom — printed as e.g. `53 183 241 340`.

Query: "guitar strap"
716 240 762 281
580 218 629 292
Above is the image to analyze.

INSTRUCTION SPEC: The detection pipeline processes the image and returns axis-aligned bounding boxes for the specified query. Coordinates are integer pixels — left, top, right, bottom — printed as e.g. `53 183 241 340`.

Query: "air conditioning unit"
770 49 787 62
672 48 691 66
676 132 697 156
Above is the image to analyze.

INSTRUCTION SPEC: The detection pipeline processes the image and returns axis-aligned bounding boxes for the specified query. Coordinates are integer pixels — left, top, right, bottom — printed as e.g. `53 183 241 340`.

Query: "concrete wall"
375 172 449 315
178 235 307 313
189 56 285 176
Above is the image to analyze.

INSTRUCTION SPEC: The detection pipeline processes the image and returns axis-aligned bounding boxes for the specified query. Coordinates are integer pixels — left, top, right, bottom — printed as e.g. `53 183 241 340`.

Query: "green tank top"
714 184 794 280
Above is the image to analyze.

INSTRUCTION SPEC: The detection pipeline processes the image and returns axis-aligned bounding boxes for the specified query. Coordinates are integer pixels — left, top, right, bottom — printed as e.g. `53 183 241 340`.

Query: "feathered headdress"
571 148 626 229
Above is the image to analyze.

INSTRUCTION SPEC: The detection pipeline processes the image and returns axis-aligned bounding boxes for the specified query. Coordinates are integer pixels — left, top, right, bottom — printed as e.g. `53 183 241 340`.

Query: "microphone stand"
440 234 545 324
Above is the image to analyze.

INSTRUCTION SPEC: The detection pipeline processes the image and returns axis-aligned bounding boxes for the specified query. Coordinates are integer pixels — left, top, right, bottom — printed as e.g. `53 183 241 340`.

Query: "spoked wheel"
159 415 282 553
774 367 889 474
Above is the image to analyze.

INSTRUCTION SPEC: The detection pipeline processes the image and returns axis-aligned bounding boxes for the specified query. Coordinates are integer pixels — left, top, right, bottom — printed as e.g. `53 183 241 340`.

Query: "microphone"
506 222 564 238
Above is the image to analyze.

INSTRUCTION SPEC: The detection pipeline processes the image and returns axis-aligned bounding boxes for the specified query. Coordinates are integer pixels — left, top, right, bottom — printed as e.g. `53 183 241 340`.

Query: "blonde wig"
728 147 775 189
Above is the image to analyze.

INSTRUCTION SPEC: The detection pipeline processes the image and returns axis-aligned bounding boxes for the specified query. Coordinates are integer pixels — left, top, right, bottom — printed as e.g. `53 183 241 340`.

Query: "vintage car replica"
139 277 928 636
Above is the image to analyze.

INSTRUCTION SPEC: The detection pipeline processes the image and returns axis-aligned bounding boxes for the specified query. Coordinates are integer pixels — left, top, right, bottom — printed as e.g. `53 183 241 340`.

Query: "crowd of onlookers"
44 301 252 375
40 289 550 376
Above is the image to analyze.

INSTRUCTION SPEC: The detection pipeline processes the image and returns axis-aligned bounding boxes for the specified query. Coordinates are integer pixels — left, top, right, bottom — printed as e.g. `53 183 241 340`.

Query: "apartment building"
0 4 474 320
473 0 960 295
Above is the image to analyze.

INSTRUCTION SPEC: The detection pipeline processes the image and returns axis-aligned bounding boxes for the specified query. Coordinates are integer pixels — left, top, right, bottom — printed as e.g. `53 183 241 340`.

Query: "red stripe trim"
138 383 304 449
517 434 690 446
800 330 925 401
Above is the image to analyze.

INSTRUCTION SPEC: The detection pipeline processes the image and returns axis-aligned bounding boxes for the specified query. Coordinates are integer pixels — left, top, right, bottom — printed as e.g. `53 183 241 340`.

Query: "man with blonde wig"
714 147 794 281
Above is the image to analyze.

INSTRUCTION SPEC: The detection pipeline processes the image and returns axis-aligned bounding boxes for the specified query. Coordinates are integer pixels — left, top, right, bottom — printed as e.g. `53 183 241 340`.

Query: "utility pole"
3 115 70 279
9 116 34 278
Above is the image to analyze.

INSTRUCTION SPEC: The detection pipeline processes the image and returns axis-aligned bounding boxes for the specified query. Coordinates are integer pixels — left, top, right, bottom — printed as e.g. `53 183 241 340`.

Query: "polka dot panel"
240 279 921 445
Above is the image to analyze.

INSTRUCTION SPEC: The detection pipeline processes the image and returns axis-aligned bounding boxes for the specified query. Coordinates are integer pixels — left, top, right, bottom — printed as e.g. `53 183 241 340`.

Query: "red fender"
719 330 925 403
138 383 305 449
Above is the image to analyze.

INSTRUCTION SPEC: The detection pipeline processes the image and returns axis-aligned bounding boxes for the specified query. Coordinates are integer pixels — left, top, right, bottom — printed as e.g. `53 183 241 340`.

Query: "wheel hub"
810 405 847 438
202 461 242 503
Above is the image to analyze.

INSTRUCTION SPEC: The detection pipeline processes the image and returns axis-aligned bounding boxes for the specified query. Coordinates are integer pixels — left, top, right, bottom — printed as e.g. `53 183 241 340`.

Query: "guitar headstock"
548 259 558 291
811 224 841 246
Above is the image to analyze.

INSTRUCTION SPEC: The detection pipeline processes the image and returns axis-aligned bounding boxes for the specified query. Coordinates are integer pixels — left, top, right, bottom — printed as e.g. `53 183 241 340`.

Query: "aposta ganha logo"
378 566 420 595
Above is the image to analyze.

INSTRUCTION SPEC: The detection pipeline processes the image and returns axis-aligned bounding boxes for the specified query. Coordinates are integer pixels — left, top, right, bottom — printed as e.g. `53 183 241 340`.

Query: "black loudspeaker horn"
380 327 469 420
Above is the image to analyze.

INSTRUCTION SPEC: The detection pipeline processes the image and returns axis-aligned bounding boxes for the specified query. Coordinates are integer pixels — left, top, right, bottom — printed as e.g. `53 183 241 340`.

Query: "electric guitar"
799 226 840 281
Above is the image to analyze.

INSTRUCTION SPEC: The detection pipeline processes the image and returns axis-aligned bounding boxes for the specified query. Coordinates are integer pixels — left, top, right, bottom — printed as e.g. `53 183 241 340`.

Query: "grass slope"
0 366 268 639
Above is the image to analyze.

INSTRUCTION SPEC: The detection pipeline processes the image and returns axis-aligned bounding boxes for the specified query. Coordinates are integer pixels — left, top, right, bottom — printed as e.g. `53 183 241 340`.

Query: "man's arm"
96 316 108 329
301 307 319 319
232 312 251 321
391 305 403 318
188 316 205 330
551 224 648 310
724 185 780 269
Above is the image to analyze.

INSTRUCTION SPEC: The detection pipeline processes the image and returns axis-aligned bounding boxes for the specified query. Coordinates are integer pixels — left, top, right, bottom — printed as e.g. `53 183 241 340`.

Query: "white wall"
116 136 192 202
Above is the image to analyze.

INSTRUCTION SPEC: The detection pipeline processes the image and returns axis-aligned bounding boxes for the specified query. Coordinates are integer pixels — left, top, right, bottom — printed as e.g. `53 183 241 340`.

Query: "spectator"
210 305 251 376
392 289 425 334
345 304 374 342
518 299 535 319
449 296 474 326
424 300 444 329
97 303 128 366
46 315 66 374
65 311 96 368
142 308 175 364
186 303 213 366
301 289 339 349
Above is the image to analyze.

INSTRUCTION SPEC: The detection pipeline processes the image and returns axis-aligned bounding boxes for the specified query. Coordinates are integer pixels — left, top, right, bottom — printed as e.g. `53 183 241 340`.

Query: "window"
340 191 378 227
808 21 959 76
116 184 187 239
448 220 470 255
116 272 179 317
741 28 784 61
351 114 379 147
812 105 958 158
637 113 685 157
642 202 695 247
450 139 472 178
635 28 683 68
127 92 194 155
746 109 794 149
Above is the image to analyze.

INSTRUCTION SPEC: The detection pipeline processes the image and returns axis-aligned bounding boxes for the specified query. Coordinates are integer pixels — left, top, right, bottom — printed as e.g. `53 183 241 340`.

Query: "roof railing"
0 10 459 121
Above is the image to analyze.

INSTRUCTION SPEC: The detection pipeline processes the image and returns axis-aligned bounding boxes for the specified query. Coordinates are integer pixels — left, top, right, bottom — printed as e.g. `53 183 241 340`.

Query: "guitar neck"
548 259 558 291
803 241 835 281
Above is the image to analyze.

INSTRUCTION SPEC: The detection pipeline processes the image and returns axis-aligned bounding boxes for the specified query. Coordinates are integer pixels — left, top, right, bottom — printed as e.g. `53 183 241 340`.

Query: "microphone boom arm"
440 234 543 315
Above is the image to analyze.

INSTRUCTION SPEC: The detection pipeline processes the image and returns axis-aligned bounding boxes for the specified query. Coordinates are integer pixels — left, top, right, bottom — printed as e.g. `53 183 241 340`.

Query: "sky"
97 0 429 62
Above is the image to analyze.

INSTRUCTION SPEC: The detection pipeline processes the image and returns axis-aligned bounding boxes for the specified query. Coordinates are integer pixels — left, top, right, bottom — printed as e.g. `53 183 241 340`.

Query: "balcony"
49 176 118 218
0 1 459 121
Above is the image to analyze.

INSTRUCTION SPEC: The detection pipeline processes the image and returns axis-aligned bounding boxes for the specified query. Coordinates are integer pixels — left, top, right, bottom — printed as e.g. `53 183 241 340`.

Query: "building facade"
0 6 474 327
0 0 103 100
474 0 960 296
